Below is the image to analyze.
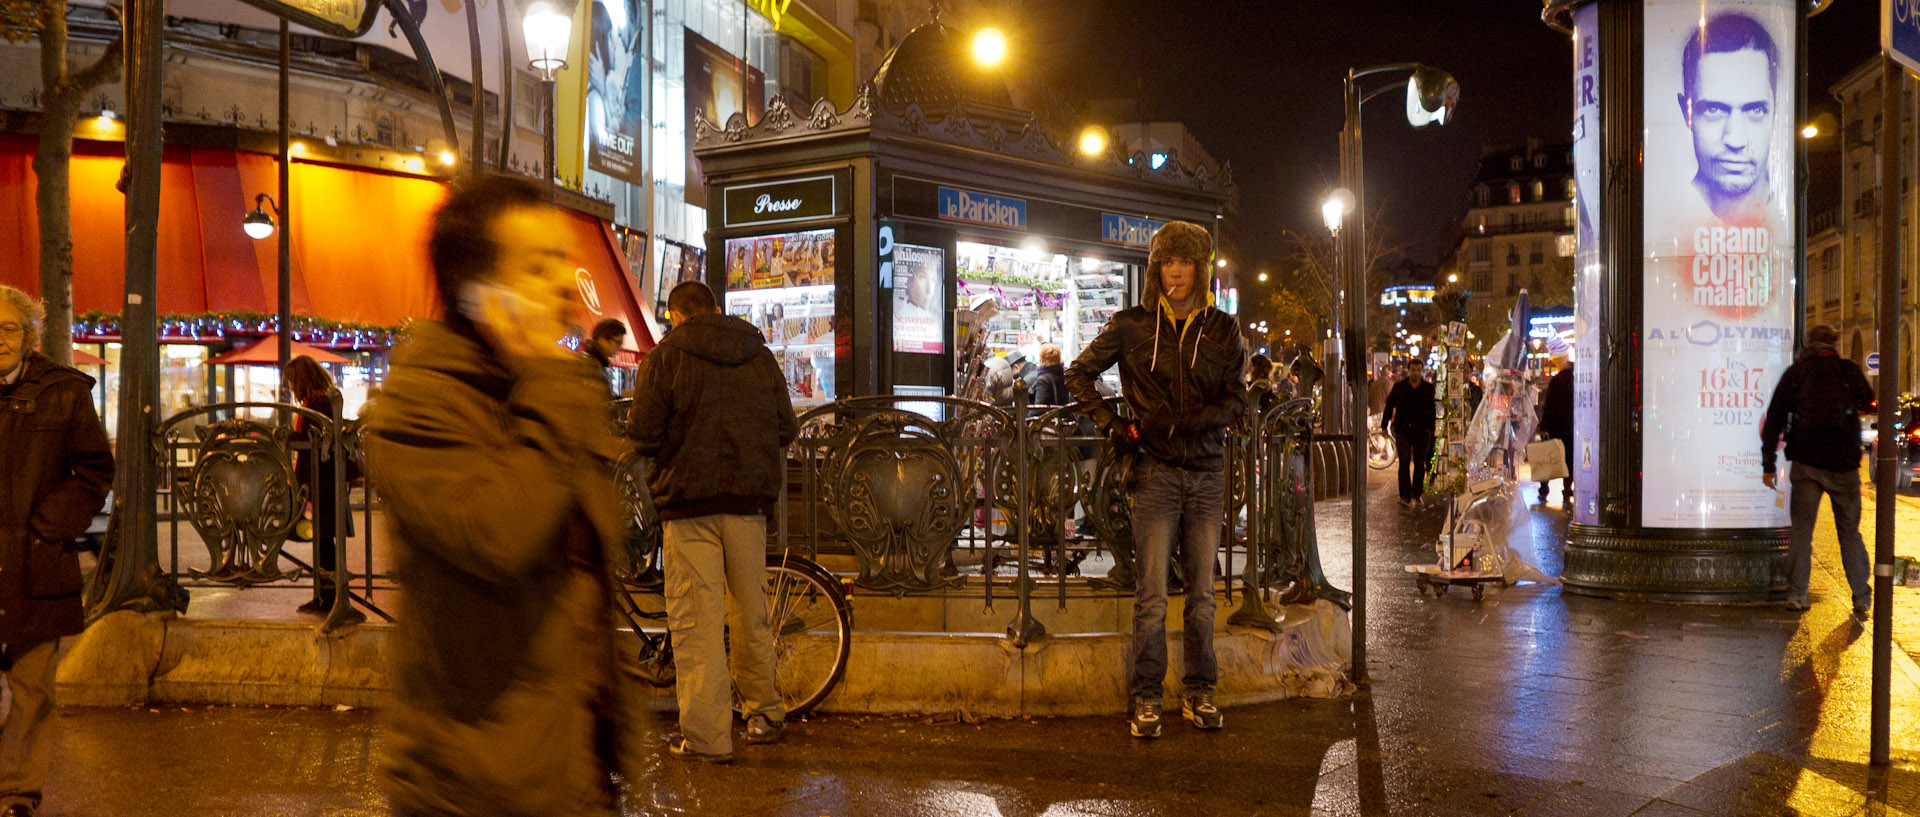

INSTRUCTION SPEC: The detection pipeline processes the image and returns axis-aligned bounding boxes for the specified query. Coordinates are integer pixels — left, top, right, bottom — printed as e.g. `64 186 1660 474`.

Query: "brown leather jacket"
0 352 114 643
366 322 642 817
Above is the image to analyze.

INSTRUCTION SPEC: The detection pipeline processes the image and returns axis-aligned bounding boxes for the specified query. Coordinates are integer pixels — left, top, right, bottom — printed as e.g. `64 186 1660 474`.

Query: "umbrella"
207 335 349 366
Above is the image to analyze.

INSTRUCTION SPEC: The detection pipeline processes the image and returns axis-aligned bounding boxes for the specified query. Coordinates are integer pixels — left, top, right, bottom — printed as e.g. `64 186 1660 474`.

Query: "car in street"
1864 398 1920 490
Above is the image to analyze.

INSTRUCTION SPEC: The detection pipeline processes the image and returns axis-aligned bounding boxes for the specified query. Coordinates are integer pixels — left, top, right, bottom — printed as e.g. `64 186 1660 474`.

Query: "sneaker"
666 738 733 764
1785 597 1811 612
745 715 786 744
1853 605 1871 621
1183 693 1223 730
1129 699 1162 739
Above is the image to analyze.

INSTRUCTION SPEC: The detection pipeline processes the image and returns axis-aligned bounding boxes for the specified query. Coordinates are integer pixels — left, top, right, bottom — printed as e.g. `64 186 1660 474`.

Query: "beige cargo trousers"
663 514 783 755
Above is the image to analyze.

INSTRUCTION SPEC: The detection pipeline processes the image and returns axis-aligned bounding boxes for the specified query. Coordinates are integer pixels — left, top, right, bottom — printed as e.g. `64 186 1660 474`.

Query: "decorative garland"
957 271 1068 292
71 310 409 350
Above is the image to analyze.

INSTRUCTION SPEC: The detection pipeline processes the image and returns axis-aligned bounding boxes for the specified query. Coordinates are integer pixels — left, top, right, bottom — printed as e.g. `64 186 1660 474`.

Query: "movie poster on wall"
892 244 946 354
586 0 645 183
1571 1 1602 525
1640 0 1795 528
685 31 765 208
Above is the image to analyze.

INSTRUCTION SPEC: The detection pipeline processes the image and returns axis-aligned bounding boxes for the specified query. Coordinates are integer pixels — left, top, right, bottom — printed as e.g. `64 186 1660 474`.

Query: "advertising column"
1639 0 1796 528
1571 1 1602 525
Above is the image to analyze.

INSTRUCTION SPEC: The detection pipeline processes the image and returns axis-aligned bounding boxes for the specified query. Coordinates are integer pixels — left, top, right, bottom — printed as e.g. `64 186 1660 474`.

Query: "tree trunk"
30 0 120 367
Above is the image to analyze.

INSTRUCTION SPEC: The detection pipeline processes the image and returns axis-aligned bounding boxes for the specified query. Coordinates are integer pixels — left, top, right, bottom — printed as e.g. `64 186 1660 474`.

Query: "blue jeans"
1786 462 1871 609
1126 457 1223 703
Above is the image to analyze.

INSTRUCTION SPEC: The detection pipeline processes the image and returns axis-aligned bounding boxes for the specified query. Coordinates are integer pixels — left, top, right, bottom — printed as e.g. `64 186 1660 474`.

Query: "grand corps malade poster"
1640 0 1795 528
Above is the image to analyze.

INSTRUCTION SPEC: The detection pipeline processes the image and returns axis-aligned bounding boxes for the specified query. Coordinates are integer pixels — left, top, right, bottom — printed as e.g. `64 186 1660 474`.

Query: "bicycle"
610 452 852 717
1368 422 1398 470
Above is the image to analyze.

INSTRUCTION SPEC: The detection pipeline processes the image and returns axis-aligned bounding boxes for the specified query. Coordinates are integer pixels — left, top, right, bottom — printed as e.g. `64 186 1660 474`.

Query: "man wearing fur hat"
1066 221 1245 738
1760 324 1875 617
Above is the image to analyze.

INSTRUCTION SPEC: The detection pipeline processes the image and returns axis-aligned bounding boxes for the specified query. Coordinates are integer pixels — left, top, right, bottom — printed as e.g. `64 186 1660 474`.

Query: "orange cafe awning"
0 133 657 355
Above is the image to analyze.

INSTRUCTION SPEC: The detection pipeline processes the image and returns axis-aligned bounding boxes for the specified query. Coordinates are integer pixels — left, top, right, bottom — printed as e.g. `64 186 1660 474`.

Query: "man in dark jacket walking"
1761 324 1876 617
0 285 112 817
1381 360 1437 505
629 280 797 762
1066 220 1245 739
367 177 646 816
1537 360 1575 505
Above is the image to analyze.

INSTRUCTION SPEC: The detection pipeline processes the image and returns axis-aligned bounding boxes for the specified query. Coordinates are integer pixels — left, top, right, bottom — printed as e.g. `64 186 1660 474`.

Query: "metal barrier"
105 390 1349 640
140 392 380 632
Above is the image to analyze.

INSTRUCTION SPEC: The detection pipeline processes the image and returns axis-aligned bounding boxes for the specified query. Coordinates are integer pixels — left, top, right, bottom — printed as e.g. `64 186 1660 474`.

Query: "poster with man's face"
586 0 645 183
892 244 945 354
1640 0 1795 529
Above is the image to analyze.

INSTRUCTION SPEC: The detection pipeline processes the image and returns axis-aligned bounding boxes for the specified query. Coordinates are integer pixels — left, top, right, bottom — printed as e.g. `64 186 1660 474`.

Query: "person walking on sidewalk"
1066 221 1246 739
1760 324 1876 618
628 280 797 763
1381 360 1437 506
1537 360 1575 505
367 176 646 817
0 286 113 817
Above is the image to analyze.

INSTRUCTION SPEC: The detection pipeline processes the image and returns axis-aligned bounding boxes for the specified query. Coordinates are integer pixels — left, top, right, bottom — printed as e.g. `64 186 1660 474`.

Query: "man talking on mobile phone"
367 176 646 817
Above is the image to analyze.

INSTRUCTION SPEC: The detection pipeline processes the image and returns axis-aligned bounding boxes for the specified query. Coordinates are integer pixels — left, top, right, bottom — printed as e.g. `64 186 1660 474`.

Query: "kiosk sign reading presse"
1640 0 1797 528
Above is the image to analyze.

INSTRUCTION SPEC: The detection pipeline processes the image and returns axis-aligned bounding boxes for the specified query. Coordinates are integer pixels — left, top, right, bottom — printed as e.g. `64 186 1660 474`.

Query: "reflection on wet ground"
38 471 1920 816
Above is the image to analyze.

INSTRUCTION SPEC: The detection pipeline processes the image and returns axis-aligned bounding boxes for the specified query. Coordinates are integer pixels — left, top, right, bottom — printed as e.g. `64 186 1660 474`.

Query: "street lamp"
1257 271 1269 282
1077 125 1109 157
971 27 1008 68
1337 62 1457 686
242 194 279 240
522 1 572 182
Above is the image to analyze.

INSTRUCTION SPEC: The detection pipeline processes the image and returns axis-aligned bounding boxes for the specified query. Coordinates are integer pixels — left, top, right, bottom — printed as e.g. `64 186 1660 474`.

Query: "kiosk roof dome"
872 20 1015 116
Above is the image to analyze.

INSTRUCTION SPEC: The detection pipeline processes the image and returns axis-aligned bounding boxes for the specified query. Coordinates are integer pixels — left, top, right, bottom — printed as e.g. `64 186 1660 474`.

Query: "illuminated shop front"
693 20 1230 404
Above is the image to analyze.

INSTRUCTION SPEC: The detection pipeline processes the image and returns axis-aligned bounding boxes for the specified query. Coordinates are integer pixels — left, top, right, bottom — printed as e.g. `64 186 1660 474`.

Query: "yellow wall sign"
746 0 793 27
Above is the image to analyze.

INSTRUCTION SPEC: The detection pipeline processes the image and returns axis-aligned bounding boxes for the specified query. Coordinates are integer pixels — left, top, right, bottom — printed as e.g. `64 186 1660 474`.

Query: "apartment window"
1510 155 1524 171
1472 242 1492 262
1473 268 1491 291
1529 241 1544 265
1564 178 1577 199
1532 154 1546 169
1475 185 1490 207
1531 180 1545 201
1508 183 1522 204
1505 245 1521 266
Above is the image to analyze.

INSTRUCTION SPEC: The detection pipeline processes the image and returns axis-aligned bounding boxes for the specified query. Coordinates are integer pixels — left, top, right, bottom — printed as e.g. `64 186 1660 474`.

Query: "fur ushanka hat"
1143 220 1215 303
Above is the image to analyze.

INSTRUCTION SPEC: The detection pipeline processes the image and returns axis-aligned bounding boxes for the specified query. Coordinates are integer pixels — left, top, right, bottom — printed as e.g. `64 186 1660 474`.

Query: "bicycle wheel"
752 553 852 718
1367 430 1397 470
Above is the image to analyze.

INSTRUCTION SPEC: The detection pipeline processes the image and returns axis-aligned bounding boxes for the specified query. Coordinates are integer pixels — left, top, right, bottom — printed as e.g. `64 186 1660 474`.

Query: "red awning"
206 335 350 366
0 133 658 353
70 349 107 365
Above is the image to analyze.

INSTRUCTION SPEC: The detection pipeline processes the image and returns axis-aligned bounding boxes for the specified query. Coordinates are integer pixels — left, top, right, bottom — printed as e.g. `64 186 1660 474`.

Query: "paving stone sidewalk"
27 471 1920 816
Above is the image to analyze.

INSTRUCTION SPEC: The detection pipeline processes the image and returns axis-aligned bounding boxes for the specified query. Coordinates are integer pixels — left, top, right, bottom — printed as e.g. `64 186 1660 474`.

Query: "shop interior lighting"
1149 153 1168 170
1080 257 1100 272
438 150 457 166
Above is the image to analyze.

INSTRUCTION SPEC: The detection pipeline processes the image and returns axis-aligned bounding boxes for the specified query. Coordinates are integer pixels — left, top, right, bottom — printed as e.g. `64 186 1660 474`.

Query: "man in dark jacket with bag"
1381 360 1437 506
1066 220 1245 739
367 177 646 816
628 280 797 762
1761 324 1876 617
0 285 112 817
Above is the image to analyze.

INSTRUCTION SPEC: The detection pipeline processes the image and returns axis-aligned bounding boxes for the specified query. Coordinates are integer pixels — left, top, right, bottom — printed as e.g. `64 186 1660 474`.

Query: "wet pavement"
34 470 1920 816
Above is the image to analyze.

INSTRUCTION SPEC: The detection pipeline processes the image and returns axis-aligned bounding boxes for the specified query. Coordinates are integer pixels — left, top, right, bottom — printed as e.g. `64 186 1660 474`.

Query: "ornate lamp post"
522 1 572 183
1337 63 1458 682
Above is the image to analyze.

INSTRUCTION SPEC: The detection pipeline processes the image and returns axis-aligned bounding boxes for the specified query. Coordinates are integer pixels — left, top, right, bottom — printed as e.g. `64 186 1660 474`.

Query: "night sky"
1026 0 1884 294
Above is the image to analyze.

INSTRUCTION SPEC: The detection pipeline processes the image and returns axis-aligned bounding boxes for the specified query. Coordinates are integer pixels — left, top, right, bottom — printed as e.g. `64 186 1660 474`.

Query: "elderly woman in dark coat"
0 284 113 817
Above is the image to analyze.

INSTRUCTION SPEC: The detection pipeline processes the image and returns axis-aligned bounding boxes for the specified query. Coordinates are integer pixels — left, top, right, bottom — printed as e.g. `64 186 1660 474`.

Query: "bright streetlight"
1257 271 1269 282
1322 190 1353 235
523 1 574 181
1077 125 1109 157
242 193 279 240
1447 273 1458 283
971 27 1008 67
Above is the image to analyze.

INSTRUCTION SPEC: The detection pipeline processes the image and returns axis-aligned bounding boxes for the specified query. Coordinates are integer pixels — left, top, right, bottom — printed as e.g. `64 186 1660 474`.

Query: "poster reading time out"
1640 0 1796 528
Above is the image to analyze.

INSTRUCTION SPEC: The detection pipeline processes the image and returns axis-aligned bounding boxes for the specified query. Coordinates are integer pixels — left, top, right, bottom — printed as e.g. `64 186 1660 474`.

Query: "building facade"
1807 60 1919 392
1438 139 1576 342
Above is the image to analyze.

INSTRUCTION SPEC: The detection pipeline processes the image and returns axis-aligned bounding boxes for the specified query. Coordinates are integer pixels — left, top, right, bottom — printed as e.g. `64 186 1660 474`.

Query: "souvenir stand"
1408 291 1555 598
